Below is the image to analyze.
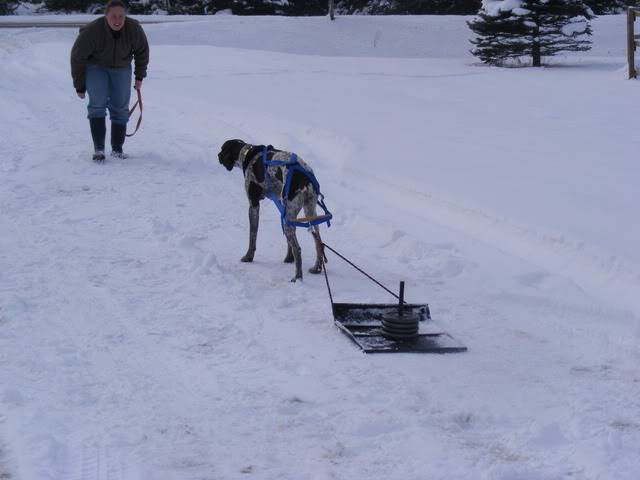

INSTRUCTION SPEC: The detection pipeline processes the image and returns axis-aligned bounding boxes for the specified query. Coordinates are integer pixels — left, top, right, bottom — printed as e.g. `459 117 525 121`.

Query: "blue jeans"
86 64 132 125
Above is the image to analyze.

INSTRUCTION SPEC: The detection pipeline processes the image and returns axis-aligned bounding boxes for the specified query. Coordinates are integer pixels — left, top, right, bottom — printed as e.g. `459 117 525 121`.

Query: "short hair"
105 0 128 13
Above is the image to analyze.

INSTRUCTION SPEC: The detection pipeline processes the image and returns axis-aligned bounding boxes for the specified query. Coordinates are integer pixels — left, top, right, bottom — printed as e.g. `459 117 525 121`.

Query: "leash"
126 87 143 137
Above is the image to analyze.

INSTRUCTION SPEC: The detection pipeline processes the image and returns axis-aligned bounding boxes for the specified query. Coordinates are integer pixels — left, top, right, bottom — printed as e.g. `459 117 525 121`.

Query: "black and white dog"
218 139 326 282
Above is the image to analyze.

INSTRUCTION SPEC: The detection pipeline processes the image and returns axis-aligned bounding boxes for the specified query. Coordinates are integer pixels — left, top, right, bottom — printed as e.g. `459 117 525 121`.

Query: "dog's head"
218 139 246 171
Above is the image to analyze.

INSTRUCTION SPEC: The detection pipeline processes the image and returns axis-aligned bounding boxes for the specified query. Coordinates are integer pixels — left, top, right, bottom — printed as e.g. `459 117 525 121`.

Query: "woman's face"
106 6 126 31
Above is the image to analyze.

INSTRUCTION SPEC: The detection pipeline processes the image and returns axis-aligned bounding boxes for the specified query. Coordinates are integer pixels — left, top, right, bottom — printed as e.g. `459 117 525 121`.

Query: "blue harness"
261 147 332 230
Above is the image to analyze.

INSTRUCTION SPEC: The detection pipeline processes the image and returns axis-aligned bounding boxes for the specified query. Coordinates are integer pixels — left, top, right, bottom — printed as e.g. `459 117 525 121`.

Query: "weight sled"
319 238 467 354
332 302 467 354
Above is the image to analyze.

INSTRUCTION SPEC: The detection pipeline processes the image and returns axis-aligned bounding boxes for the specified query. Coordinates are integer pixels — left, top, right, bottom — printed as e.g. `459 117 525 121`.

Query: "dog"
218 139 327 282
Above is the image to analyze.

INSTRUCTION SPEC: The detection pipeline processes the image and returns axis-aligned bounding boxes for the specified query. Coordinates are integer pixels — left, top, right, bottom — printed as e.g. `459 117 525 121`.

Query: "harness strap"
261 147 332 229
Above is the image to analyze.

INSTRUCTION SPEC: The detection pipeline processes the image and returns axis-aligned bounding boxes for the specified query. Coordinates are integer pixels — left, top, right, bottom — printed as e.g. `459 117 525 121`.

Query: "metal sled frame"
332 302 467 354
319 239 467 354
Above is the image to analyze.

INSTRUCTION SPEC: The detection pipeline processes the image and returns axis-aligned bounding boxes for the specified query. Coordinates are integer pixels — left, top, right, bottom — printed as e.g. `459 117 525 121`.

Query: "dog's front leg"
284 225 302 282
241 204 259 262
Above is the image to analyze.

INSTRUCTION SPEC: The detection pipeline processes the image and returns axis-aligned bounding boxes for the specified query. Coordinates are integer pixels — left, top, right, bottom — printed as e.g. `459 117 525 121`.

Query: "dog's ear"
218 139 245 171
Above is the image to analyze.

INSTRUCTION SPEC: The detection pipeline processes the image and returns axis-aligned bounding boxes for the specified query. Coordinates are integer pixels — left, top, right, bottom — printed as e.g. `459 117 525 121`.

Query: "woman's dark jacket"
71 17 149 93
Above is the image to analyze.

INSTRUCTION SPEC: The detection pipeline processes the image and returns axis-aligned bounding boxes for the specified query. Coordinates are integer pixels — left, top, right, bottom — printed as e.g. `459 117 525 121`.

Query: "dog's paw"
308 265 322 274
290 274 303 283
241 254 254 263
283 255 294 263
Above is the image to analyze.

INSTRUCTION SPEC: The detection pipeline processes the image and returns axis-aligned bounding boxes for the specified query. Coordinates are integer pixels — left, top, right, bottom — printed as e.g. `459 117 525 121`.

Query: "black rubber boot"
110 122 128 159
89 117 106 162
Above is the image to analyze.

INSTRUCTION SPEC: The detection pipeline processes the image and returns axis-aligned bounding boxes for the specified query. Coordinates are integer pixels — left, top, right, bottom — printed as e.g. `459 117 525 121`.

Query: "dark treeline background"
1 0 636 17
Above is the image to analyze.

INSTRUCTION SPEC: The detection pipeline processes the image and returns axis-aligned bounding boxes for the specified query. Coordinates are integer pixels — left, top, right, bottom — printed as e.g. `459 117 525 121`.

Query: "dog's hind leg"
283 245 294 263
302 202 324 274
308 225 324 274
283 224 303 282
241 205 259 263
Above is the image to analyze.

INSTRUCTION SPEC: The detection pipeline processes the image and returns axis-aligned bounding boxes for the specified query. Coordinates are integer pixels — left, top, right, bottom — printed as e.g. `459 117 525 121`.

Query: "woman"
71 0 149 162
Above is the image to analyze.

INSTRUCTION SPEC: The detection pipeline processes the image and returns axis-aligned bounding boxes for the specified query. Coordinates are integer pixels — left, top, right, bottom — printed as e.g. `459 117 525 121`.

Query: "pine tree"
230 0 289 14
585 0 640 14
287 0 327 15
583 0 622 14
0 0 19 14
468 0 594 66
394 0 481 14
44 0 100 12
336 0 480 14
128 0 170 14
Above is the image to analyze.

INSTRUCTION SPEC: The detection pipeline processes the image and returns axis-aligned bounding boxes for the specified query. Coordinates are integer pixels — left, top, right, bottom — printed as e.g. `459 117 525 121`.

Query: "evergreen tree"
583 0 631 14
44 0 100 12
583 0 615 13
0 0 19 14
287 0 327 15
468 0 593 66
168 0 207 14
394 0 480 13
128 0 170 14
231 0 288 14
336 0 480 14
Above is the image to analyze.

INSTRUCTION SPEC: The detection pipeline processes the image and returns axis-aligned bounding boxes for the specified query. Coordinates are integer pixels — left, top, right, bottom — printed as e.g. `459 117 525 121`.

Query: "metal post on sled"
379 281 420 341
628 7 640 79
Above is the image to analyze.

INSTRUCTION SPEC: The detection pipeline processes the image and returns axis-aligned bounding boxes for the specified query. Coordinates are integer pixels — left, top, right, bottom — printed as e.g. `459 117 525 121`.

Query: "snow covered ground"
1 13 639 480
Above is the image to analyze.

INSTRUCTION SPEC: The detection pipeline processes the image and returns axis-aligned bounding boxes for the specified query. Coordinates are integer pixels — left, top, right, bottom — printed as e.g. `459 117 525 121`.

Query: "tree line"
1 0 636 16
